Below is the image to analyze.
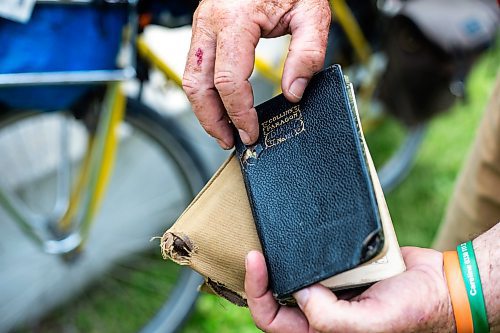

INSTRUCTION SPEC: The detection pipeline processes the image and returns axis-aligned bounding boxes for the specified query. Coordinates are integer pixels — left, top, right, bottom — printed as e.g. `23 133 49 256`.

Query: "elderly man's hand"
182 0 331 148
245 248 455 333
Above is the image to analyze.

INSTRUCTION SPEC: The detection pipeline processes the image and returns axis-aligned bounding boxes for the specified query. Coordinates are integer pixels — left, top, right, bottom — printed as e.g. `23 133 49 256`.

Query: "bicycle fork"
0 83 125 257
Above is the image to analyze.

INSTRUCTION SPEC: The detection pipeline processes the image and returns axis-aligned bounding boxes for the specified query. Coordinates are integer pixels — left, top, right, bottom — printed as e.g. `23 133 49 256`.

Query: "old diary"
161 65 405 305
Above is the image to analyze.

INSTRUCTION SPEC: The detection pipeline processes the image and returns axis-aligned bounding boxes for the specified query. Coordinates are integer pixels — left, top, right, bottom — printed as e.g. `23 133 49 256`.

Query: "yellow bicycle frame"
58 83 125 244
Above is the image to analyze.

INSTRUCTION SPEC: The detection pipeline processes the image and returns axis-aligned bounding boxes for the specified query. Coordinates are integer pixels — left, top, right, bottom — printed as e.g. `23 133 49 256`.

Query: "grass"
180 48 499 332
19 257 187 333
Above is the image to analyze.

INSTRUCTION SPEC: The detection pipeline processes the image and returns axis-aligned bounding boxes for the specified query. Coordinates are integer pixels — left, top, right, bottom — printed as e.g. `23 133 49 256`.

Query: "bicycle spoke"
51 114 71 220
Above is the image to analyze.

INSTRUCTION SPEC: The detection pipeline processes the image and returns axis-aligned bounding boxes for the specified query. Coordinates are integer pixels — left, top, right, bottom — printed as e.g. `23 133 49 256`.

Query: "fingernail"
216 139 230 150
294 288 310 309
238 129 251 145
289 78 308 100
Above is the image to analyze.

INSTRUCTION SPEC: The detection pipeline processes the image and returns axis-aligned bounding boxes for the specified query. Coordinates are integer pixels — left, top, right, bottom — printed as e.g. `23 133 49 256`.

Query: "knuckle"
214 71 238 98
302 48 326 72
195 1 232 32
197 24 216 40
193 13 212 34
225 108 248 123
308 46 327 63
182 74 200 97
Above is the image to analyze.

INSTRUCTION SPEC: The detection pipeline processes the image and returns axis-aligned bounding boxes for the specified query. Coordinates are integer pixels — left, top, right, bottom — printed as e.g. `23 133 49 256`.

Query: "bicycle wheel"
0 97 208 333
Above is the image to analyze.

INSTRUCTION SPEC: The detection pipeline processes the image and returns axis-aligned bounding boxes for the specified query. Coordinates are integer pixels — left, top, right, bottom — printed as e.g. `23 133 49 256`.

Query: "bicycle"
1 0 494 332
0 1 214 332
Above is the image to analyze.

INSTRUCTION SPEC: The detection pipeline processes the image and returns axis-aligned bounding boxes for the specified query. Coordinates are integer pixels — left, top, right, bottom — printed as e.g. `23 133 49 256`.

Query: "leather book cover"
234 65 384 301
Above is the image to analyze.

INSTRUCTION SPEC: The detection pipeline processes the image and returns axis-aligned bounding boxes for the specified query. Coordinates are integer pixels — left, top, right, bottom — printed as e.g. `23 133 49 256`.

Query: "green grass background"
180 48 499 333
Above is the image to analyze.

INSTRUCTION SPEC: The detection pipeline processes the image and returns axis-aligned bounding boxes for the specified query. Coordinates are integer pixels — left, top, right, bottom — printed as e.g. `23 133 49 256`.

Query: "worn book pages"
321 81 406 289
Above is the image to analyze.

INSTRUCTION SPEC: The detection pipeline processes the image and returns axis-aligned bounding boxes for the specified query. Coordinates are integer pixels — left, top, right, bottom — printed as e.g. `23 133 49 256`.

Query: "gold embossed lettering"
262 105 305 148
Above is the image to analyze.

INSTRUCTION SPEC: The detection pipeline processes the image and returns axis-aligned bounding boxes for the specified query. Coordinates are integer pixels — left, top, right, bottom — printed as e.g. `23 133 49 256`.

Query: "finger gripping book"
235 65 387 301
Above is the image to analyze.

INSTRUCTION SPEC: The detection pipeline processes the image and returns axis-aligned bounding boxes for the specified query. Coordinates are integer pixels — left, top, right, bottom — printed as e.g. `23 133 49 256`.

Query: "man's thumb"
281 1 331 102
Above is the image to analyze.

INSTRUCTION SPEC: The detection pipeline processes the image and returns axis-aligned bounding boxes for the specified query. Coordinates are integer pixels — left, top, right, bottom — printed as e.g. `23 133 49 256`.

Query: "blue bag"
0 2 129 110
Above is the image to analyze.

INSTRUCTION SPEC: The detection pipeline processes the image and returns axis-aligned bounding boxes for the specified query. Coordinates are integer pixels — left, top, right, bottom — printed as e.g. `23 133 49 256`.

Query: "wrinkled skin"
245 247 456 333
182 0 331 148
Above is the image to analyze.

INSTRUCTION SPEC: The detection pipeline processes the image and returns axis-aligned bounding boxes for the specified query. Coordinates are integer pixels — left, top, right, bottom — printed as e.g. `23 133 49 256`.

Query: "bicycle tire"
378 124 427 193
0 97 208 333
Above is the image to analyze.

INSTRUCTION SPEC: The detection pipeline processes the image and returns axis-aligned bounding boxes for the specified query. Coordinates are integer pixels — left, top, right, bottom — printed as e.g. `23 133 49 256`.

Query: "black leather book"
234 65 385 301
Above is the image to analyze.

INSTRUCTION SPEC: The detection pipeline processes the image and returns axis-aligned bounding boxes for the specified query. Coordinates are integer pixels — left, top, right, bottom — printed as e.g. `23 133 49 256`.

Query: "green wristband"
457 241 489 333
